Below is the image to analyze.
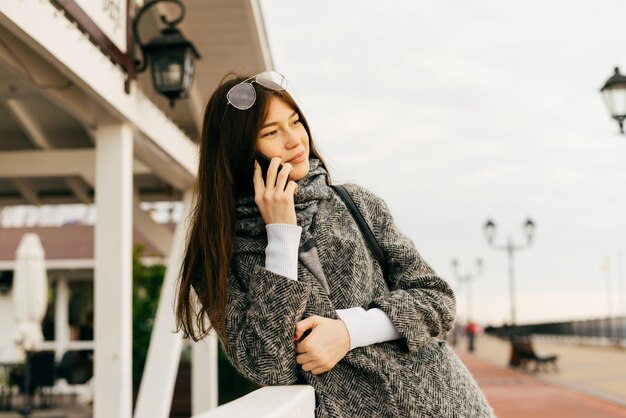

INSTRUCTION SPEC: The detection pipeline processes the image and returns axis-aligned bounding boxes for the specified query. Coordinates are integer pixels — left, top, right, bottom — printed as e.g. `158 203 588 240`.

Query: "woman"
176 71 496 417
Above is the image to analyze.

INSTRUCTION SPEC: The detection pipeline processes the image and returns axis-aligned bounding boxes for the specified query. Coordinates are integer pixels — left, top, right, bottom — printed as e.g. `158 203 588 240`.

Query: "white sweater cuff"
264 223 302 280
336 307 401 350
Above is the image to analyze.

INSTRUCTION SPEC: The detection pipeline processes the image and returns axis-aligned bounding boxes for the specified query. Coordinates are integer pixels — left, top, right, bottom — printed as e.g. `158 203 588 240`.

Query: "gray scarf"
234 157 332 237
234 157 333 294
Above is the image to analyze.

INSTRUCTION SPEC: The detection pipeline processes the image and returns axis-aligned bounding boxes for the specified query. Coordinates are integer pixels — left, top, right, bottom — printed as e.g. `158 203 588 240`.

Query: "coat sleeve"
345 184 457 352
221 259 312 386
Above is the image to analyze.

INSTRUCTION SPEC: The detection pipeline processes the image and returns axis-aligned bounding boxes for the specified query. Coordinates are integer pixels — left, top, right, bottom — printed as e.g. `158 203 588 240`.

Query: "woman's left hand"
294 315 350 375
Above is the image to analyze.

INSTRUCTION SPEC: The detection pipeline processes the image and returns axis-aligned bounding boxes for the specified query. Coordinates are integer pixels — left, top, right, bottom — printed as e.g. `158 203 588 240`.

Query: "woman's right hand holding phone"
253 157 299 225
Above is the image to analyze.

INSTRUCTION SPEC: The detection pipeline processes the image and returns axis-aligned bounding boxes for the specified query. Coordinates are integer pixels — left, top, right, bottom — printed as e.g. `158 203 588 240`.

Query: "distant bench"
509 336 559 373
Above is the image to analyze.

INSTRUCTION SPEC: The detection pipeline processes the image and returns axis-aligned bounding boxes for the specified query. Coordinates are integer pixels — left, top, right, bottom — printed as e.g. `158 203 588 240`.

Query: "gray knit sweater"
221 168 496 417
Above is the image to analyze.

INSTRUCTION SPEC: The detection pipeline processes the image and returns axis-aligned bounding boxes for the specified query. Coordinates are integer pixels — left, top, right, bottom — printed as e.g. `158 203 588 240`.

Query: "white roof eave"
0 0 198 189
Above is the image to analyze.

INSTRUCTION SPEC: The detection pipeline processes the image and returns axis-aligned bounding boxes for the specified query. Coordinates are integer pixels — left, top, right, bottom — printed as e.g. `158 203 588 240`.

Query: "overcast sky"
259 0 626 325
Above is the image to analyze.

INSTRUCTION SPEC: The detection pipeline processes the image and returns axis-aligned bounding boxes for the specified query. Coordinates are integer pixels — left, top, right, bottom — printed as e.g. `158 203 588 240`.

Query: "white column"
54 277 70 362
94 124 133 418
192 332 219 414
134 190 192 418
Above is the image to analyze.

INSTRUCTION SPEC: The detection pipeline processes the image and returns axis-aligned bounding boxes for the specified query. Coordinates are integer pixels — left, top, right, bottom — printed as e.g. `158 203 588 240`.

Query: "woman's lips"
288 151 306 164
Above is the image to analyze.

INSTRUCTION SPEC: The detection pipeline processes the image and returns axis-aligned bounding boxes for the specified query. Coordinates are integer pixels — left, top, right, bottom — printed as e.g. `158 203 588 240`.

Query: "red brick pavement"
457 350 626 418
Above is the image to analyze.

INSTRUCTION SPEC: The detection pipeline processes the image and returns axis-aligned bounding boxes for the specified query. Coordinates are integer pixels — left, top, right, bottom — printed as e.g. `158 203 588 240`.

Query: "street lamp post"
483 218 535 325
600 67 626 134
450 258 483 323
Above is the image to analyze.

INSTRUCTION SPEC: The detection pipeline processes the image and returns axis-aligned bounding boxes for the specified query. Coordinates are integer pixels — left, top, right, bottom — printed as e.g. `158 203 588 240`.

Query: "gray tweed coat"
223 183 496 418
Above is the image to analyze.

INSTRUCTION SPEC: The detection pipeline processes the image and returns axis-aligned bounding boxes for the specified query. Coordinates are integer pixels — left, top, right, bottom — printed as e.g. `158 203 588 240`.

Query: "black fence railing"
485 316 626 341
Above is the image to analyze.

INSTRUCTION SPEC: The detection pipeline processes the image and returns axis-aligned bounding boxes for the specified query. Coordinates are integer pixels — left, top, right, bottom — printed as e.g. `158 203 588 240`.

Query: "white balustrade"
192 385 315 418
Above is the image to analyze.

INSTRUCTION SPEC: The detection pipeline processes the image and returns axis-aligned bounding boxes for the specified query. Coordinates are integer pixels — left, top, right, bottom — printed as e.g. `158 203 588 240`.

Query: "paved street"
456 334 626 417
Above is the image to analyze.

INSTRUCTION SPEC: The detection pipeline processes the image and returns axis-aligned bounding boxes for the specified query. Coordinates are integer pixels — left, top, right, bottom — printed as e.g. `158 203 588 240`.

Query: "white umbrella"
12 233 48 356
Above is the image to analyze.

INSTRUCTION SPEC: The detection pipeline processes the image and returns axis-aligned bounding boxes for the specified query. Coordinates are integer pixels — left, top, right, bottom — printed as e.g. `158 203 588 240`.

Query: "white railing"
192 385 315 418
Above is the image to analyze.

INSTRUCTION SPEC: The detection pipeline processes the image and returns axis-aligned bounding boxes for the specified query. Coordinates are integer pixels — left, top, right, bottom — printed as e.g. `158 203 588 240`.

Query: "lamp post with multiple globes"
483 218 535 325
450 258 483 323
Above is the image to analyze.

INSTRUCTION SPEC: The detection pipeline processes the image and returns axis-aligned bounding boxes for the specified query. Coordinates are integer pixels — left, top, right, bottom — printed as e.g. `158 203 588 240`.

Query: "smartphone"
256 152 283 182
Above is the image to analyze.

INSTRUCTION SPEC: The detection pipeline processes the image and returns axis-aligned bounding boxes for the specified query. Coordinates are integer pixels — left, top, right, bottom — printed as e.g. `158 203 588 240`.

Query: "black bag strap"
331 184 390 278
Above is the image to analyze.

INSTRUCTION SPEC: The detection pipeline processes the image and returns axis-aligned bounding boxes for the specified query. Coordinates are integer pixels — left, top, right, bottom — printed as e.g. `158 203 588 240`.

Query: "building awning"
0 0 270 205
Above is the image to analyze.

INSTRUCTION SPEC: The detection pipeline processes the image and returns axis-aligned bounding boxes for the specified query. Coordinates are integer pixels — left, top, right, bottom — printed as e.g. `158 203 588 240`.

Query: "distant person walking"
175 71 496 417
467 321 479 352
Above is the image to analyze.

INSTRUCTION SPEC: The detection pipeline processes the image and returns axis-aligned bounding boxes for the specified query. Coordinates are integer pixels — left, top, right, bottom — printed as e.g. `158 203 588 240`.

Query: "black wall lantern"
133 0 201 108
600 67 626 134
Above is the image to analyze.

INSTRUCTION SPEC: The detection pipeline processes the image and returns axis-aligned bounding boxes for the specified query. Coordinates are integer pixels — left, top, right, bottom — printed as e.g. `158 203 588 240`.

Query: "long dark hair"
175 73 330 344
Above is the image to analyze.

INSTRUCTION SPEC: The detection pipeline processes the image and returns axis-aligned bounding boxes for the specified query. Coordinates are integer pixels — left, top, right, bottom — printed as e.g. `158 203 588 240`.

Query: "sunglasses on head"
218 70 288 131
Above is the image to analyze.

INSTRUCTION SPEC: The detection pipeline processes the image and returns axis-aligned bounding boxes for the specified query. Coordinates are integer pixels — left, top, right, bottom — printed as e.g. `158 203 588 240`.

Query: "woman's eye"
262 130 277 138
292 119 301 125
